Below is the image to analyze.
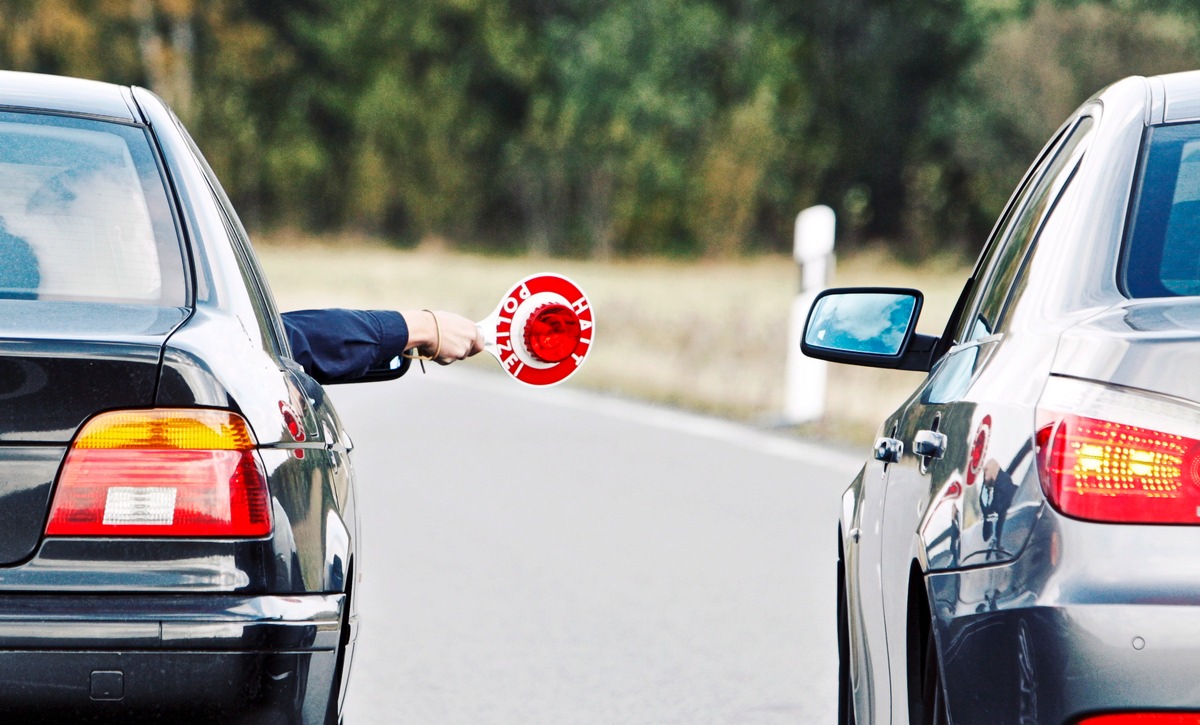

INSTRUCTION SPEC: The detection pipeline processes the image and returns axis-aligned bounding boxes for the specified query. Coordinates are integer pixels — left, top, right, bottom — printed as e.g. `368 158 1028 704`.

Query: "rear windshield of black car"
0 111 185 306
1123 122 1200 298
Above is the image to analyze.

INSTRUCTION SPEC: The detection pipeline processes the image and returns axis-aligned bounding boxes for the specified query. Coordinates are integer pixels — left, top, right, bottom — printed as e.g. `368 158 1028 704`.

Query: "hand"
403 310 485 365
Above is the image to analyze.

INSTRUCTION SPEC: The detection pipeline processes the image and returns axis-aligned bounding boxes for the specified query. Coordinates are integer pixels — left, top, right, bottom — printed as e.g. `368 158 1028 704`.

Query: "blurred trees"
2 0 1199 259
947 0 1197 244
796 0 985 255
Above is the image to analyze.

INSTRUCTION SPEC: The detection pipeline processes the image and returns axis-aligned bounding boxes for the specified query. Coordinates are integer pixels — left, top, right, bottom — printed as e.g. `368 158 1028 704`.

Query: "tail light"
46 409 272 537
1036 377 1200 524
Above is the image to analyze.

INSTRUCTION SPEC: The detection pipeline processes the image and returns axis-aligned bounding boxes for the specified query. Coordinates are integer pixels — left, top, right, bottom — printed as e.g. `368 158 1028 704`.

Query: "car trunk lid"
1053 298 1200 404
0 300 187 564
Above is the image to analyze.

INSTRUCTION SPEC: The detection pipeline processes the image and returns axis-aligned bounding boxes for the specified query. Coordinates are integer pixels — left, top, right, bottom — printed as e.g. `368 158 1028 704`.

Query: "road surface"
334 370 861 724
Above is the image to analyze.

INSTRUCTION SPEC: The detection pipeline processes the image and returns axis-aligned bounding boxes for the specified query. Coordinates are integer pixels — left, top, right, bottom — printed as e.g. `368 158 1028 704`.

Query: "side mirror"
801 287 937 372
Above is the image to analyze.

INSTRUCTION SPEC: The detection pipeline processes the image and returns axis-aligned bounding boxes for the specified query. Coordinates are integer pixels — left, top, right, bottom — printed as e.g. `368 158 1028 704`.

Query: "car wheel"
837 551 856 725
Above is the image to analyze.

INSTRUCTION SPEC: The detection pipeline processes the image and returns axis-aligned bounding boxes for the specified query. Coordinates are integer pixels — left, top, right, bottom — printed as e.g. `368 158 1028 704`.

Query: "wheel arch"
906 558 950 724
906 559 931 709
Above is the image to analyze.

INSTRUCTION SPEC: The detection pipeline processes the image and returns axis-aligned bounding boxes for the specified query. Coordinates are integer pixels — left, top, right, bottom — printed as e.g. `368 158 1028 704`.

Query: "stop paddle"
475 273 594 386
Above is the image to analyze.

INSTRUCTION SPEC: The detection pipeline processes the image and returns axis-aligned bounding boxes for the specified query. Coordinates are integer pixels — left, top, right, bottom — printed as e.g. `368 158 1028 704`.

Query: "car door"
873 113 1097 722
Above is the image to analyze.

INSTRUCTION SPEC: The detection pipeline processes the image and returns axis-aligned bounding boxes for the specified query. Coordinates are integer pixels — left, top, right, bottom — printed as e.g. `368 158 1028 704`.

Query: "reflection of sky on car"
808 293 915 355
0 122 160 301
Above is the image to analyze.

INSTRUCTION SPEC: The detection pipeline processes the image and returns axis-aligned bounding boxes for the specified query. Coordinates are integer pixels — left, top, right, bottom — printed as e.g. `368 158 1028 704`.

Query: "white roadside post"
783 205 836 424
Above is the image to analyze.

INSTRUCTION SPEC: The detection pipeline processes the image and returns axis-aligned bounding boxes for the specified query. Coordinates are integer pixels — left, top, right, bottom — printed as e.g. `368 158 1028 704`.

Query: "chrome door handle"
874 437 903 463
913 430 948 459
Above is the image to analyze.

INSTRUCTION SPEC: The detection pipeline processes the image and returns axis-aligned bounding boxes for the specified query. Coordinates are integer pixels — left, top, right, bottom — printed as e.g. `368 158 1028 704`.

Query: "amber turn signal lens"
72 409 254 450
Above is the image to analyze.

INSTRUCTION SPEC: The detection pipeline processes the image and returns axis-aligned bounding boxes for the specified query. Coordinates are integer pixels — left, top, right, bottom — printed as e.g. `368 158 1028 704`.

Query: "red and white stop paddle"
476 273 594 386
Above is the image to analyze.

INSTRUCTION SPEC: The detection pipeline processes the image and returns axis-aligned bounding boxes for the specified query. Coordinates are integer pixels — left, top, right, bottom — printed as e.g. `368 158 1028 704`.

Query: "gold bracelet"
428 309 442 360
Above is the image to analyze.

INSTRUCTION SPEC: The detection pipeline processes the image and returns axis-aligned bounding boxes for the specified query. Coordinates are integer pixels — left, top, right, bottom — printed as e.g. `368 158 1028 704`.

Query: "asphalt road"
333 369 862 724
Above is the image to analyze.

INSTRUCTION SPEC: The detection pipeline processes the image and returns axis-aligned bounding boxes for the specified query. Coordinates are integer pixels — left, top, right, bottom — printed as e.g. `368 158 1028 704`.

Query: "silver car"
804 71 1200 724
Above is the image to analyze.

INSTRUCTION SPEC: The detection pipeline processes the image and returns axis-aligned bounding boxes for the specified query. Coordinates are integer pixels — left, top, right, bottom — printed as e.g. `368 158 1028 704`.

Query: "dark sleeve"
281 309 411 383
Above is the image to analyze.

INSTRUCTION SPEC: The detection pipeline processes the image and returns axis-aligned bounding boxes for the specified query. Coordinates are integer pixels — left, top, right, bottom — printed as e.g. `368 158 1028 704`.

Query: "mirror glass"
805 292 918 356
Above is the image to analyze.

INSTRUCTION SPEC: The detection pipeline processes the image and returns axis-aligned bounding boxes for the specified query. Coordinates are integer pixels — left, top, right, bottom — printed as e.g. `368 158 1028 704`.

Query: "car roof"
1152 70 1200 124
0 70 137 122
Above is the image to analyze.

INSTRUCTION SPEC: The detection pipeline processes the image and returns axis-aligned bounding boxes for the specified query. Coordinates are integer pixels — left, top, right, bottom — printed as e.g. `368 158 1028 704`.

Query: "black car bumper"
0 593 346 722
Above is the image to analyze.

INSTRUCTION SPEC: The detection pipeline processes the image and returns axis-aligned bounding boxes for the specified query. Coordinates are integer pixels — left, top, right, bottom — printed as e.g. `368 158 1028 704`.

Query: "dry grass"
256 233 969 447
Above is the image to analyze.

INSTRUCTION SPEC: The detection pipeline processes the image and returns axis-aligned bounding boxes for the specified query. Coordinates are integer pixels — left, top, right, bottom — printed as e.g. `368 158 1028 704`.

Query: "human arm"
281 309 484 383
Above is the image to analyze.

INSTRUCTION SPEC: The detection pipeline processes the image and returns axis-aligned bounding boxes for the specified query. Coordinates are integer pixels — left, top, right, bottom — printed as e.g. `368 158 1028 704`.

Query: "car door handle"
874 437 903 463
913 430 948 459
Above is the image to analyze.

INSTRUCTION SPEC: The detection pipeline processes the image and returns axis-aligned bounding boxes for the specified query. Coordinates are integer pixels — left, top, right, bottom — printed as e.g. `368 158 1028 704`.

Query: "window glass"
957 116 1094 342
0 112 184 305
1124 123 1200 297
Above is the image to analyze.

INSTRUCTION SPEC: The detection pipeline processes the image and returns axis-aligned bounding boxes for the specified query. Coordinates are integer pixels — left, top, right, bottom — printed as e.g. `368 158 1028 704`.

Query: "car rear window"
1124 122 1200 298
0 111 185 305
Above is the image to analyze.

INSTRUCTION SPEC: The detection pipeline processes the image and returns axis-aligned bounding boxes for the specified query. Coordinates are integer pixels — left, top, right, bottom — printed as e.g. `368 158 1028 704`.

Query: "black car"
0 71 375 721
805 71 1200 724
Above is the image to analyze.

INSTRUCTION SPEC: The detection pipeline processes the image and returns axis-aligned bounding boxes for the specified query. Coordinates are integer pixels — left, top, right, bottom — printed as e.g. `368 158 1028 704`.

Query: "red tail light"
1037 378 1200 525
46 409 272 537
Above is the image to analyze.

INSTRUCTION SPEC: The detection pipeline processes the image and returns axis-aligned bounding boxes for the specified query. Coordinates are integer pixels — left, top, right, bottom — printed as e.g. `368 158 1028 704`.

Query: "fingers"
401 309 485 366
430 311 483 365
470 325 485 355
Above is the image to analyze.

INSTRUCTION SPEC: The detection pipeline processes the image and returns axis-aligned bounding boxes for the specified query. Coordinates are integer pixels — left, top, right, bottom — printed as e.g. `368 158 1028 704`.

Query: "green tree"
690 0 815 258
283 0 533 241
796 0 985 255
506 0 821 259
0 1 285 225
950 1 1198 239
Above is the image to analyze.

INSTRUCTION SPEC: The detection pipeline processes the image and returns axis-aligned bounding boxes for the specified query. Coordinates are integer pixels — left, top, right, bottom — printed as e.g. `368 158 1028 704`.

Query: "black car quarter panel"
0 301 188 566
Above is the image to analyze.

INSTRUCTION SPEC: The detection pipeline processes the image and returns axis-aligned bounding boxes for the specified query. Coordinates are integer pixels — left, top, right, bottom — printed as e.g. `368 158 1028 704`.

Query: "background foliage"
3 0 1199 259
